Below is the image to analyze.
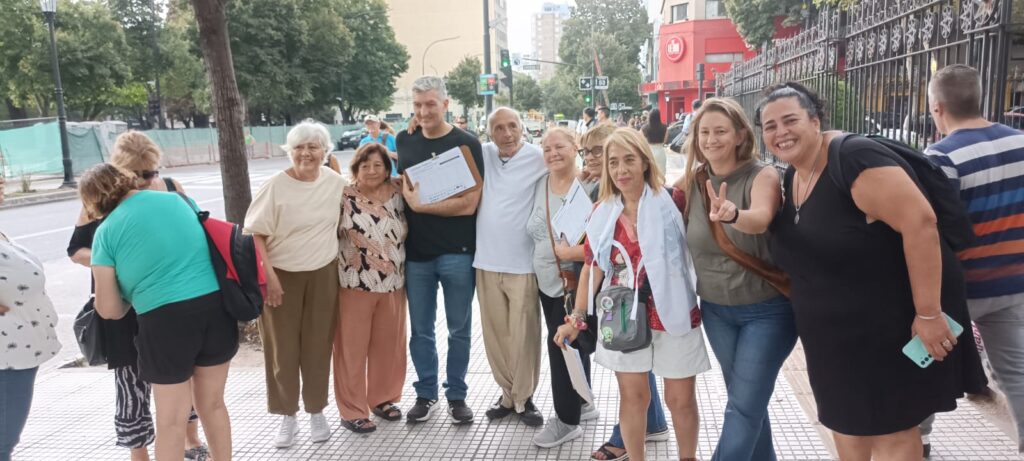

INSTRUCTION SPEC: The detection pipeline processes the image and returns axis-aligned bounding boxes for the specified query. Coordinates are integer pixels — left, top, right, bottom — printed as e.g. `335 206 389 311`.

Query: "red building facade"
641 18 755 123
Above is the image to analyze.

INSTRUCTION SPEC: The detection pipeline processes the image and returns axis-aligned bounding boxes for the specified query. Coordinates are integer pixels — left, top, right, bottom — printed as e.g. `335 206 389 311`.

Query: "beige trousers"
475 269 542 412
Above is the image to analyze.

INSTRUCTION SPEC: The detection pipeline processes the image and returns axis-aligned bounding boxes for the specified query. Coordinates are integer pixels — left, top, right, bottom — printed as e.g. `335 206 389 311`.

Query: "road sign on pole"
578 77 593 91
478 73 498 96
594 76 610 90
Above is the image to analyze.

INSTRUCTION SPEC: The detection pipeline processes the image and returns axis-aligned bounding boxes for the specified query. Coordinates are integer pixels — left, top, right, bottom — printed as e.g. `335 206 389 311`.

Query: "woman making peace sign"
672 98 797 461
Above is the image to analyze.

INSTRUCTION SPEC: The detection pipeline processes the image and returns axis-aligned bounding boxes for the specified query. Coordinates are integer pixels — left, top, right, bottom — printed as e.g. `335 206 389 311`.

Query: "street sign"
478 73 498 96
578 77 593 91
594 76 610 90
522 64 540 71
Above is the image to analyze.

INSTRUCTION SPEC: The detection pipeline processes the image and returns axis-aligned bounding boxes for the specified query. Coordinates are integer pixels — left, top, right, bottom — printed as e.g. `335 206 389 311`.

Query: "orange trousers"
332 287 408 421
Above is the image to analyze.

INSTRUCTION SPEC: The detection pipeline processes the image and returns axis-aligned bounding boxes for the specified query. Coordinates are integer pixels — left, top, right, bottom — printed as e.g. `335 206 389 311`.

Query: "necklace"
793 147 824 225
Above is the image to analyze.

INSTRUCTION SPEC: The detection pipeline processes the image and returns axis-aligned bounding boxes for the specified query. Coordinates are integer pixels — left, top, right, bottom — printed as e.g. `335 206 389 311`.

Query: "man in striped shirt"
925 64 1024 454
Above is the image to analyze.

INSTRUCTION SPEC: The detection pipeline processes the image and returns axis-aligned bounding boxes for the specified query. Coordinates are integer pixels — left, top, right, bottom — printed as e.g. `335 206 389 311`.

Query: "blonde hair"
110 131 162 173
78 163 139 220
681 97 757 193
540 126 575 146
580 122 616 149
598 128 664 202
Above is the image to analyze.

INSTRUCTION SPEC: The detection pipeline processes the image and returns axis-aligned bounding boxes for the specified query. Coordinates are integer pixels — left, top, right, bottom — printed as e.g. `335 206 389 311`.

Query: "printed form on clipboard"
550 179 593 245
404 146 481 205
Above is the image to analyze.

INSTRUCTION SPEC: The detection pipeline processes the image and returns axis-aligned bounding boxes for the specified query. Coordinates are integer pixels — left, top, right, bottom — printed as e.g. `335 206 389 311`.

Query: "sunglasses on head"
139 170 159 180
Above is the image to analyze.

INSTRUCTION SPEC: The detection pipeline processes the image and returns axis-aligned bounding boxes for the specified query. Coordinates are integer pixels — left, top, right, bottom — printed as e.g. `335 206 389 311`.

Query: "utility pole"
483 0 492 118
150 0 165 129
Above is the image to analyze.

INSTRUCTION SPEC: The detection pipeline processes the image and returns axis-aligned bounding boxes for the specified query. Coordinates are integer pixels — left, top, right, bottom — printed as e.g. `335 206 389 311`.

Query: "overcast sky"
507 0 659 54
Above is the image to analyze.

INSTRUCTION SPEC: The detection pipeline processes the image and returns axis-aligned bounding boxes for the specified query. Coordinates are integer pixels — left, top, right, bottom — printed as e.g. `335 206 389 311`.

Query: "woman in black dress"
760 82 985 459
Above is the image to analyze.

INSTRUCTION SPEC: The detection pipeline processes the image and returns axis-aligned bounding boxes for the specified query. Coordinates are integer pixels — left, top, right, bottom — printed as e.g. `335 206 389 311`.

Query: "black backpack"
826 133 975 251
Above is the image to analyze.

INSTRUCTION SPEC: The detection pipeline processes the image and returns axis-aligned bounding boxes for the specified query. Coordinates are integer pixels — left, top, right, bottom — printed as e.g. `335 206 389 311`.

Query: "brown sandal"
372 402 402 421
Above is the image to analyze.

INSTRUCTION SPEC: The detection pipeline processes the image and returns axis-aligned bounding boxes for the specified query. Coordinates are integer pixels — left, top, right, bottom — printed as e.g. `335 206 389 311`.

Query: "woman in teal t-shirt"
80 163 236 461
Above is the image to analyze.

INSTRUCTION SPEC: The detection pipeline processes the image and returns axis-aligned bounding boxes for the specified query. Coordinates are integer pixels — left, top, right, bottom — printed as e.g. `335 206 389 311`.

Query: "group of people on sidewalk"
2 64 1023 461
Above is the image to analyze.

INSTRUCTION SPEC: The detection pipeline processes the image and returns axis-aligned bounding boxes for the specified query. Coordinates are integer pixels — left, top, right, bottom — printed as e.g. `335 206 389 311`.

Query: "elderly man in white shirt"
474 107 549 427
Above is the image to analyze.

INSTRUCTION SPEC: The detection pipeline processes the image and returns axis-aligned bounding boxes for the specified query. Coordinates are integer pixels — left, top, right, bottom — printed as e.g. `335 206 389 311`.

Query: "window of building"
705 52 744 63
671 3 689 22
705 0 725 18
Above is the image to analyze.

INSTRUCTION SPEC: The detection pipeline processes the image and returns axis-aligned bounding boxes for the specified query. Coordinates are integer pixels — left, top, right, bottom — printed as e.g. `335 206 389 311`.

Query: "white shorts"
595 327 711 379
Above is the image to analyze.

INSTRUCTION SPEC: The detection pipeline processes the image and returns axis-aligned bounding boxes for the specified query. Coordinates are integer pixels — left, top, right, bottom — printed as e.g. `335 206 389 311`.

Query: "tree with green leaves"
512 72 542 112
335 0 409 123
1 0 134 120
160 2 210 128
722 0 804 48
541 75 585 120
445 56 484 117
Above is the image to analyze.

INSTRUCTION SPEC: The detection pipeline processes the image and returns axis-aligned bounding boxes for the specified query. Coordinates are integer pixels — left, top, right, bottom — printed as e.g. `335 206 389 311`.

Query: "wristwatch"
564 312 588 331
723 208 740 225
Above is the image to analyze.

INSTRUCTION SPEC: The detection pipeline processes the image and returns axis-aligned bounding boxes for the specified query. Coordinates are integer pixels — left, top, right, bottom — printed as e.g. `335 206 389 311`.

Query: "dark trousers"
540 291 592 425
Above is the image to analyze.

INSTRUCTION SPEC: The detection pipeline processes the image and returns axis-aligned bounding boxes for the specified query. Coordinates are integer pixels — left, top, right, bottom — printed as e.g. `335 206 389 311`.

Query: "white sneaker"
533 417 583 448
274 415 299 448
580 402 600 421
646 427 672 442
309 412 331 443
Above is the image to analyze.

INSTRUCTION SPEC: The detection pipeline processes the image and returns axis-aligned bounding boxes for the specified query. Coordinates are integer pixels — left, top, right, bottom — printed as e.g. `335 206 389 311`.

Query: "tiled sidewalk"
14 294 1021 460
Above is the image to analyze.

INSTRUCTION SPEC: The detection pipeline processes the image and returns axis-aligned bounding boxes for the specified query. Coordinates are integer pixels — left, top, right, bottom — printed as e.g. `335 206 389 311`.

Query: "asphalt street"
0 152 355 372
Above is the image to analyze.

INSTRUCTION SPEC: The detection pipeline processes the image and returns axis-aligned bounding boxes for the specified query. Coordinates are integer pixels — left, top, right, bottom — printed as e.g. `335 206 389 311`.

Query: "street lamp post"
40 0 75 188
422 36 461 76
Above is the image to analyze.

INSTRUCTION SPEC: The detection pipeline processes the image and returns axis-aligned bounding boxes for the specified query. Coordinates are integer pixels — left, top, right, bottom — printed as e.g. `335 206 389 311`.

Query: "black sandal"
372 402 402 421
341 418 377 434
591 442 629 461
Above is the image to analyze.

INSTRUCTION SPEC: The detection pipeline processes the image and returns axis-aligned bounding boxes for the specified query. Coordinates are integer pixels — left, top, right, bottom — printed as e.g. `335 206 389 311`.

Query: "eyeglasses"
578 146 604 158
139 170 159 180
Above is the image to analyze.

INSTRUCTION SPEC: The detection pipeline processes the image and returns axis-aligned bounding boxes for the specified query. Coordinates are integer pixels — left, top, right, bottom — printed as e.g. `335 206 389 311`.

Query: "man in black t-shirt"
396 76 484 425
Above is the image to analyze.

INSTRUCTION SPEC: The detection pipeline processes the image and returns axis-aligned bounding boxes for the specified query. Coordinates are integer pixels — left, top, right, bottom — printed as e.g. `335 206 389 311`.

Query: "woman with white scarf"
556 128 710 461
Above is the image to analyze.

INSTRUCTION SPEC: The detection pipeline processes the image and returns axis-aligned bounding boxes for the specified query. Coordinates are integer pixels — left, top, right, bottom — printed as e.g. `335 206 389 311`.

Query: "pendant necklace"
793 148 824 225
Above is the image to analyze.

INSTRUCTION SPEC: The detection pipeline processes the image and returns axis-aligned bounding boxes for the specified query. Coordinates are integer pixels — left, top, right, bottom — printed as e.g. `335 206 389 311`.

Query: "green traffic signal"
500 49 510 69
583 94 592 103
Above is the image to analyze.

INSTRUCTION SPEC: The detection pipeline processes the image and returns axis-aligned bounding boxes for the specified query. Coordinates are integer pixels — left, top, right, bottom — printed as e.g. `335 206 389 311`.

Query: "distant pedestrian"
923 64 1024 455
0 229 61 461
641 108 669 176
244 120 347 448
360 115 398 176
762 81 984 459
82 163 235 461
333 143 408 434
396 76 484 425
68 131 209 461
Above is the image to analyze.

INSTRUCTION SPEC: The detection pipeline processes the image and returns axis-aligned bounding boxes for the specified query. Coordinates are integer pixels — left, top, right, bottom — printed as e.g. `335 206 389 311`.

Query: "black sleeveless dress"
770 137 986 436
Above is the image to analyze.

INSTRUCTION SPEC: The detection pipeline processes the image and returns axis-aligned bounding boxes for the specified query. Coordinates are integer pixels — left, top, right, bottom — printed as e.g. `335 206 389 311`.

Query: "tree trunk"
189 0 251 224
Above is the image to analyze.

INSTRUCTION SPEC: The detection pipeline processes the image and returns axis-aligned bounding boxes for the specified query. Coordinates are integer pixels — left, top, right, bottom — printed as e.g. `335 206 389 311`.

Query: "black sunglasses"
139 170 159 180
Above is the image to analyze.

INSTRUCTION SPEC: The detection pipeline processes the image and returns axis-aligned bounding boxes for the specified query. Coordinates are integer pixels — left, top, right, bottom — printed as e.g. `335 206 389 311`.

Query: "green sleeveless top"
685 160 781 305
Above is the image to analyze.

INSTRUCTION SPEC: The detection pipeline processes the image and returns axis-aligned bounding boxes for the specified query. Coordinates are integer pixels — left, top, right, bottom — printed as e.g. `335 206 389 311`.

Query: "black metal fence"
718 0 1024 164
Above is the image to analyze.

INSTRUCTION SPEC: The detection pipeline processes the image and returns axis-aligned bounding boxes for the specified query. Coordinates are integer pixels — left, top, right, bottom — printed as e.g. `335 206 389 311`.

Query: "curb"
0 189 80 209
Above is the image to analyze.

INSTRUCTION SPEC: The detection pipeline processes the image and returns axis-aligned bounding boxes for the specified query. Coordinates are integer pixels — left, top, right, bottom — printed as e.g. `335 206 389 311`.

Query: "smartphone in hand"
902 313 964 368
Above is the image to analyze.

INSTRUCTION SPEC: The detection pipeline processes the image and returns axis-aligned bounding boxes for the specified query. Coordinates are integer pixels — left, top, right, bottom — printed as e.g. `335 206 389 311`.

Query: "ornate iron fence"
718 0 1024 164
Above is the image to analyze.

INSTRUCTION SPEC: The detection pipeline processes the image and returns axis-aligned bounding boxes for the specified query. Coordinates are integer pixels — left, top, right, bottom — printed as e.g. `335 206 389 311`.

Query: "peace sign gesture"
706 179 739 223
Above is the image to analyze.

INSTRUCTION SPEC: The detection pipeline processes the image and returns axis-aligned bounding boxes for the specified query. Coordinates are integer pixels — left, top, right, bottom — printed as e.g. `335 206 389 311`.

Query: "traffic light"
500 49 511 69
583 94 592 104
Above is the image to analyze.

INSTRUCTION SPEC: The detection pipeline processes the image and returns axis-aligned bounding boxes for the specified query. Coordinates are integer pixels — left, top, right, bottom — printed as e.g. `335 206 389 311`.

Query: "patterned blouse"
338 183 407 293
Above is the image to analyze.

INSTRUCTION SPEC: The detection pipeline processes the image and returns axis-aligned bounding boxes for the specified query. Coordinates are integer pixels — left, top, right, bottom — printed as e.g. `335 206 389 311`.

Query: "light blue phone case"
902 313 965 368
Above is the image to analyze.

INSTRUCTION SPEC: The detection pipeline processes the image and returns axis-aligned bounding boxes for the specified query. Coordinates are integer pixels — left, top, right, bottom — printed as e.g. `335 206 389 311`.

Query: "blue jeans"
406 254 475 401
701 296 797 461
0 367 38 461
607 372 669 448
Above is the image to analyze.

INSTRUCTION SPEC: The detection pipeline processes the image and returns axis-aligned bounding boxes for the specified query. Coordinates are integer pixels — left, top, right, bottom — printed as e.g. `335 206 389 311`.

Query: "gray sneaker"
580 402 600 421
533 417 583 448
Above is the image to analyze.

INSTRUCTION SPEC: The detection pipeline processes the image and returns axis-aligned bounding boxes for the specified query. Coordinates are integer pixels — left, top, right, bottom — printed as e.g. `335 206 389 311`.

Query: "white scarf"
585 184 699 336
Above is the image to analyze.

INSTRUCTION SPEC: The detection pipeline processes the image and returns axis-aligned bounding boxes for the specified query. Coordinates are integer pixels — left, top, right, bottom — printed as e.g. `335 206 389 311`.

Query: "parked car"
865 115 920 148
337 128 367 151
524 120 545 139
1004 106 1024 131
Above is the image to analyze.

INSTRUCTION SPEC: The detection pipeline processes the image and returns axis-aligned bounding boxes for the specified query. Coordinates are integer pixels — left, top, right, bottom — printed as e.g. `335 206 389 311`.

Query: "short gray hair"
412 75 448 101
282 119 332 153
487 106 523 135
